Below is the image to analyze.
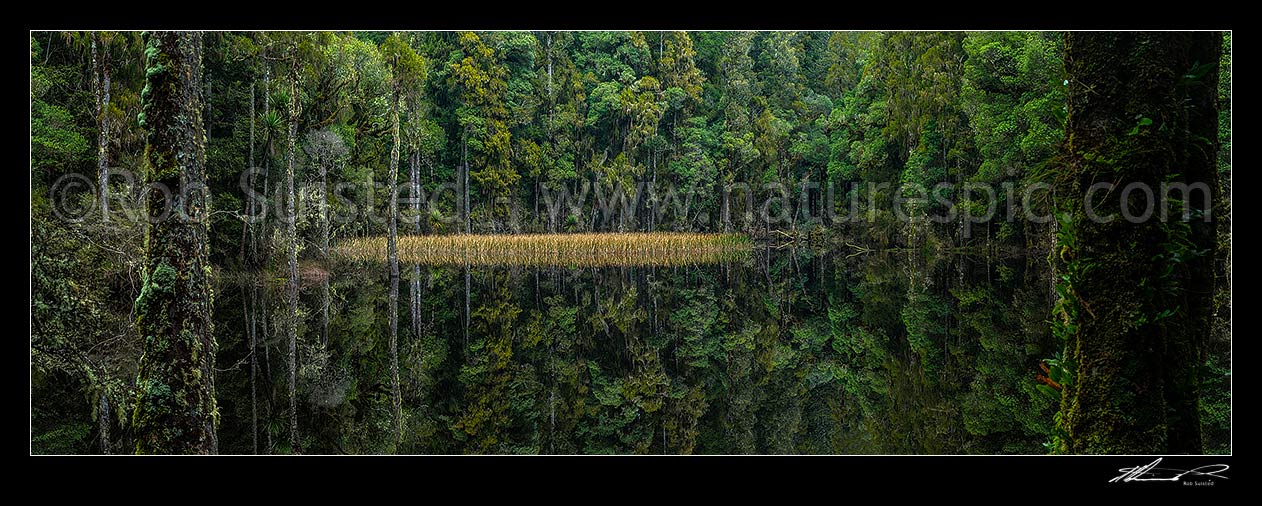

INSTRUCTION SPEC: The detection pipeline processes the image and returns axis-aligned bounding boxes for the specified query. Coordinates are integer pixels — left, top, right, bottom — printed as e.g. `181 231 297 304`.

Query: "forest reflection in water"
214 246 1057 454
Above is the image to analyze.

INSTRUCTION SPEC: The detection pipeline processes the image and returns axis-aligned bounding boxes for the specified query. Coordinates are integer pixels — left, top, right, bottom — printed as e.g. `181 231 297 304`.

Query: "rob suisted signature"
1110 458 1229 484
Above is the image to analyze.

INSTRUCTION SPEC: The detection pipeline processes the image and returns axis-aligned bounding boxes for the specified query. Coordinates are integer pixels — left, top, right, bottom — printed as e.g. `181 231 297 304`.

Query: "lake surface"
213 247 1058 454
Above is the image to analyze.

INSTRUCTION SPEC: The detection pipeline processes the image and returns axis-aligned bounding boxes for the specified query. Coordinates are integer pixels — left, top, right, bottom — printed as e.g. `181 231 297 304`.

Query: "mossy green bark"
1054 32 1219 454
131 32 217 454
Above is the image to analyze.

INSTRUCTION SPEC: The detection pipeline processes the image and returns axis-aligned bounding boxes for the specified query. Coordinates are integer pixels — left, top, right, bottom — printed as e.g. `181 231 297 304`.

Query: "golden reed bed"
334 233 751 267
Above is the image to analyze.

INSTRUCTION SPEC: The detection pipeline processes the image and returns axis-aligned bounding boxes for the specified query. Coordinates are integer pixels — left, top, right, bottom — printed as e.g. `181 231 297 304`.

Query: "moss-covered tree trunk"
1056 32 1220 454
131 31 216 454
388 60 403 448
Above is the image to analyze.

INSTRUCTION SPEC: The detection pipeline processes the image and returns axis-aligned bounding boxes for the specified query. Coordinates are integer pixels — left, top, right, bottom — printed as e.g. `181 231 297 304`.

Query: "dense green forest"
31 31 1230 455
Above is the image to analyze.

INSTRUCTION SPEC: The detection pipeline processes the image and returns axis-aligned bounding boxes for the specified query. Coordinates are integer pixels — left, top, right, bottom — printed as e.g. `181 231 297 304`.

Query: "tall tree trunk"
244 81 255 263
412 151 421 236
411 151 422 340
388 64 403 449
1055 32 1220 454
463 127 471 234
96 37 111 218
131 31 216 455
261 45 271 265
285 45 301 455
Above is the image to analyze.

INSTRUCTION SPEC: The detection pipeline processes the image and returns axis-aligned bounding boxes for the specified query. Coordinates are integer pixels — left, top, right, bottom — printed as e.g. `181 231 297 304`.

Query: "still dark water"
214 247 1058 454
